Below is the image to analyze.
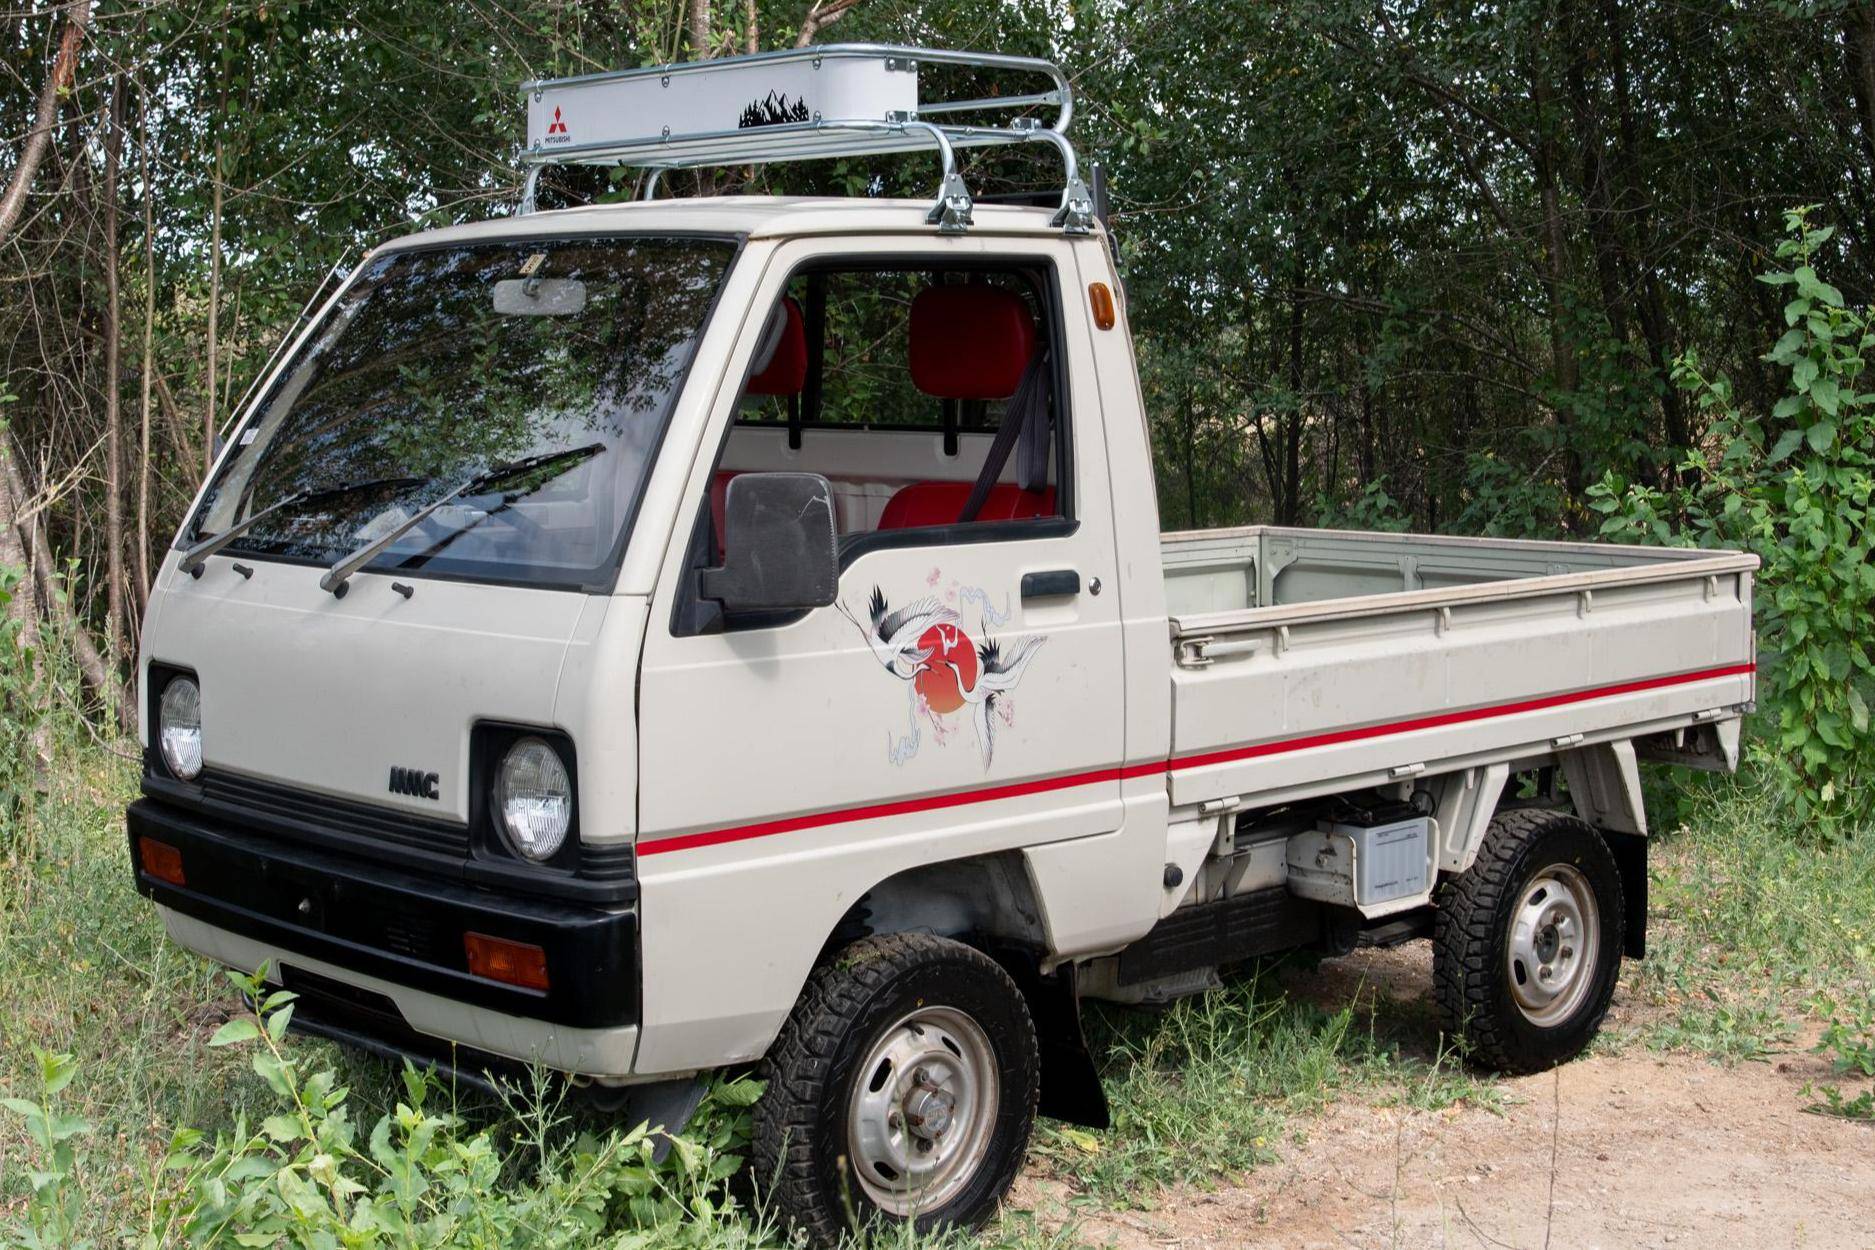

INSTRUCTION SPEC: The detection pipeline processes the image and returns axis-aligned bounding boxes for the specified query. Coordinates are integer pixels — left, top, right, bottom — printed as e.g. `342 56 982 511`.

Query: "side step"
1117 885 1322 985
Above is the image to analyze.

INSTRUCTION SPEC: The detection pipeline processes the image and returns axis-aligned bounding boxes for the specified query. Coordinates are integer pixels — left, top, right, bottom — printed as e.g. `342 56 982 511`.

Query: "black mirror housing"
699 472 839 613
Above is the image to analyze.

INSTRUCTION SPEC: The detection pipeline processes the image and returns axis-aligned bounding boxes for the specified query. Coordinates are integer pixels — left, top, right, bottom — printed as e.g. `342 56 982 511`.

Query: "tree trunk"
689 0 711 56
136 71 156 610
102 80 130 730
204 134 225 477
0 1 91 250
796 0 865 47
745 0 758 53
0 446 41 655
1283 284 1304 526
4 439 114 702
0 439 48 762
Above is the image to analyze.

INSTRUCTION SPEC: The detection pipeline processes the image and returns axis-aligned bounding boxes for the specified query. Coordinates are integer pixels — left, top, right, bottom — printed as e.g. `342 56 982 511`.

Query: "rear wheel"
753 933 1039 1245
1434 808 1625 1074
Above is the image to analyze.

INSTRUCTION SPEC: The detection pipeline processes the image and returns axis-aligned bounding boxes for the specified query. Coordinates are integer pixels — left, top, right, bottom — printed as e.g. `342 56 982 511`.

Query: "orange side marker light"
464 932 551 992
138 836 186 887
1088 281 1117 331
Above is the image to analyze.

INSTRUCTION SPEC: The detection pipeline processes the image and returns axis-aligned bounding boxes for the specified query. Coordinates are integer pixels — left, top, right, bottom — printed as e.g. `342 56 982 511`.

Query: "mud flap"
1600 829 1648 960
999 952 1110 1129
586 1075 709 1160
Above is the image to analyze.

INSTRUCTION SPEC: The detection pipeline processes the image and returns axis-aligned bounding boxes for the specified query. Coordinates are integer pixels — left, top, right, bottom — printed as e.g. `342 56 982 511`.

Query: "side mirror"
699 472 838 613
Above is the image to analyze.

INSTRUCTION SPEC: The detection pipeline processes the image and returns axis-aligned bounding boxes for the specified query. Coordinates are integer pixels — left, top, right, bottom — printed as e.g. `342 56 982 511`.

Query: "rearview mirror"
699 473 838 613
492 278 588 316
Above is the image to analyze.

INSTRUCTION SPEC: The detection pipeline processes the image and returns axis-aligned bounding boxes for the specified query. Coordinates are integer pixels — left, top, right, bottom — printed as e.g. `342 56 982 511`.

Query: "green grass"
1028 963 1499 1205
1632 780 1875 1062
5 725 1870 1244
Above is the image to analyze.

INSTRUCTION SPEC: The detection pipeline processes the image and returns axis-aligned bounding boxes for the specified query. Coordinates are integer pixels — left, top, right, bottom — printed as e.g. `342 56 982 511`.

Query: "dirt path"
1015 948 1875 1249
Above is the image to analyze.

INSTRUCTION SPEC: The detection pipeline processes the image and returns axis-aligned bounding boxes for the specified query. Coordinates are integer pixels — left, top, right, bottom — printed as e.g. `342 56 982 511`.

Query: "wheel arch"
816 852 1109 1129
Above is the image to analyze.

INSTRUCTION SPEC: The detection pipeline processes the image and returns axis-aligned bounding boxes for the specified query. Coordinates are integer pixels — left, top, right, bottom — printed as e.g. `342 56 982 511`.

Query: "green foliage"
0 1049 93 1250
1313 479 1410 533
2 967 773 1249
1589 208 1875 827
1803 990 1875 1120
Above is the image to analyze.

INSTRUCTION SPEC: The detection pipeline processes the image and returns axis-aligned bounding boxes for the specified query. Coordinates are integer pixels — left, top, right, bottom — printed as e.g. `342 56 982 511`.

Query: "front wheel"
753 933 1039 1245
1433 808 1626 1074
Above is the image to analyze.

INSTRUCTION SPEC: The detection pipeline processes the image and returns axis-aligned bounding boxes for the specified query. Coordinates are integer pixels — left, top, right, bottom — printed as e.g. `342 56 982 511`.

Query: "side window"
716 262 1068 537
676 259 1073 635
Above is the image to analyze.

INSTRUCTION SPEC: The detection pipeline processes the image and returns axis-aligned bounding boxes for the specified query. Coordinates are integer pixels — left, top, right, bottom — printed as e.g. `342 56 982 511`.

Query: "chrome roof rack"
517 44 1091 235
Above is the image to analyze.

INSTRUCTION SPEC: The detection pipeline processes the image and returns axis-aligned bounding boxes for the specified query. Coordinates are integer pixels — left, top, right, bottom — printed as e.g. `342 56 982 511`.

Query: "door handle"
1021 569 1081 601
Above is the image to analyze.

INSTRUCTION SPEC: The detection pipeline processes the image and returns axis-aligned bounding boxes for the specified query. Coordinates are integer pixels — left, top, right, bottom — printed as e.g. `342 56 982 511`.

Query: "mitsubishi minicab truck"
127 45 1758 1241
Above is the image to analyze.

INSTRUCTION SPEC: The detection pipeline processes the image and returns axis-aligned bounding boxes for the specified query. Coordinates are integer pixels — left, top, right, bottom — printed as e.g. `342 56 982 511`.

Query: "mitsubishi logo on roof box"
545 105 570 143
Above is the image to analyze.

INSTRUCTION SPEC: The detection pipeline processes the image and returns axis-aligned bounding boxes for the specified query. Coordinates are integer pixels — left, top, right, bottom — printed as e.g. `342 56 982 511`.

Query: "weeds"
1 966 778 1249
1801 990 1875 1121
1636 778 1875 1056
1030 962 1497 1203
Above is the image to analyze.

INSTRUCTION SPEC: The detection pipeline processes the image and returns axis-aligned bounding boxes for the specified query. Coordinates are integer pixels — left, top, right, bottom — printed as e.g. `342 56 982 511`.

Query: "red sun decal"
914 623 978 714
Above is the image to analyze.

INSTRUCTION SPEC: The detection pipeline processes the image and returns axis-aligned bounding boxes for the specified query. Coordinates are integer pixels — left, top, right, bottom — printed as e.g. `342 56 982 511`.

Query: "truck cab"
129 45 1756 1243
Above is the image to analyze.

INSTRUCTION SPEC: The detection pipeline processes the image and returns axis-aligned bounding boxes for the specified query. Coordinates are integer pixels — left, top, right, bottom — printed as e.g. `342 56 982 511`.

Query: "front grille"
142 766 637 902
201 769 470 857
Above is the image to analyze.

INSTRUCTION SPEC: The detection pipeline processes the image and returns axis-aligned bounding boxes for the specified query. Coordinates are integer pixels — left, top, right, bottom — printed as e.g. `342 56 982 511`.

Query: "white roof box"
517 44 1092 234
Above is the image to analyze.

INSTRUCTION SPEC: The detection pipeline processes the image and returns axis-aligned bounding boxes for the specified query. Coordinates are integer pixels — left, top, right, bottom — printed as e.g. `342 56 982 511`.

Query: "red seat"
908 286 1035 400
878 285 1055 533
877 482 1056 531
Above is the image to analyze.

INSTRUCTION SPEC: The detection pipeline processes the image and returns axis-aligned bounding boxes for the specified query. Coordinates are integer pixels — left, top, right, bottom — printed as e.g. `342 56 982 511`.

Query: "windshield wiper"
318 444 605 597
179 476 425 577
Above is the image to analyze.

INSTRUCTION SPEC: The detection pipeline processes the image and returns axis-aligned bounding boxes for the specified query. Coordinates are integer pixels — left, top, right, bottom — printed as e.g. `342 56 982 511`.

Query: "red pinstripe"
635 662 1753 857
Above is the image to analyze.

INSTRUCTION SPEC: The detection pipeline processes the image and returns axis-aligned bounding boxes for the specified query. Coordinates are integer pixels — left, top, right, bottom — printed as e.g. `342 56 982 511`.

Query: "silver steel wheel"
1505 862 1601 1026
846 1005 1000 1217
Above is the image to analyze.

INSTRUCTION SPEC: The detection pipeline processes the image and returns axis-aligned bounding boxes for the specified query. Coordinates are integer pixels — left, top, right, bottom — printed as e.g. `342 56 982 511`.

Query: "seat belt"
957 351 1050 524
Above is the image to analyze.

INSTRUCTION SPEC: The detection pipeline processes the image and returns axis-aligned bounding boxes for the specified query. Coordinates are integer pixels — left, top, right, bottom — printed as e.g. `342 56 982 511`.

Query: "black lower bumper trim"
129 798 637 1029
278 964 529 1097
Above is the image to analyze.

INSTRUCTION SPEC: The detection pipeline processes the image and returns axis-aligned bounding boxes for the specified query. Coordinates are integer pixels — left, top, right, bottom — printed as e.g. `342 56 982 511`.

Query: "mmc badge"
387 766 441 800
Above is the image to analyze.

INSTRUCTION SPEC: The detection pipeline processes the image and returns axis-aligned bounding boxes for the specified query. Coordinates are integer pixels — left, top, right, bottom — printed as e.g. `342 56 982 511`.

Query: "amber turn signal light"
464 932 551 992
1088 281 1116 330
138 836 186 887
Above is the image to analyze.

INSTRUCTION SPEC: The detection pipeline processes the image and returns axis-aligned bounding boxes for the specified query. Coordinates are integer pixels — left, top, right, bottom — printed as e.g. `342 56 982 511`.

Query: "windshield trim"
177 229 749 596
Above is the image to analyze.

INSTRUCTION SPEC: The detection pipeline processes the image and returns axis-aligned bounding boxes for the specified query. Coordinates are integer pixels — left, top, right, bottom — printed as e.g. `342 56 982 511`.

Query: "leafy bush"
1 968 774 1249
1589 207 1875 827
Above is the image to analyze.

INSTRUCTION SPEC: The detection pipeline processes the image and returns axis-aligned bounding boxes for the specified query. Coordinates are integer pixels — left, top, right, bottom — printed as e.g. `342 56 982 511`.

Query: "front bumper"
127 798 639 1034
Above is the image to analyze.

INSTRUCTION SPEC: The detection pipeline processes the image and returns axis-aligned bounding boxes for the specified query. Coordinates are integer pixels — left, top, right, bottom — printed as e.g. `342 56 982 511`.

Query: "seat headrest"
909 285 1037 400
747 297 807 396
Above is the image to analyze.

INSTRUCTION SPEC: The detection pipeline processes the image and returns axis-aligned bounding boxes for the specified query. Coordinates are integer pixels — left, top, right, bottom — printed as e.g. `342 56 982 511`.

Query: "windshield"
186 235 737 590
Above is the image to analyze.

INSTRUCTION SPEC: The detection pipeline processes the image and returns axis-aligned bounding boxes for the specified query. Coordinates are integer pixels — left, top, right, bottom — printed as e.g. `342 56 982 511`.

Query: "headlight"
495 737 572 861
158 676 203 780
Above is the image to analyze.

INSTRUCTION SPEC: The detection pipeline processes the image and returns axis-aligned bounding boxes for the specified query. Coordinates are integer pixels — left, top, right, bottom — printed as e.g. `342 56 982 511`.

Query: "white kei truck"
128 46 1758 1241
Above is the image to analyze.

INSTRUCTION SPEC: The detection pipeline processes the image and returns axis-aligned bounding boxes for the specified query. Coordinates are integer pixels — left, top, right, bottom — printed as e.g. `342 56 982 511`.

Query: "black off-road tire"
1433 808 1626 1075
752 933 1040 1246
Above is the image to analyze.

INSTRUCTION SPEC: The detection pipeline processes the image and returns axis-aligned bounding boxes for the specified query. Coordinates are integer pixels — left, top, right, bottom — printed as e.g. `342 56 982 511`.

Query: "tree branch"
0 1 92 251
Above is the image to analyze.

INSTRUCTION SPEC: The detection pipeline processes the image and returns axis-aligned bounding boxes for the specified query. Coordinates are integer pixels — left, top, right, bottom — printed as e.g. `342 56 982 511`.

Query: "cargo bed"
1161 526 1758 812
